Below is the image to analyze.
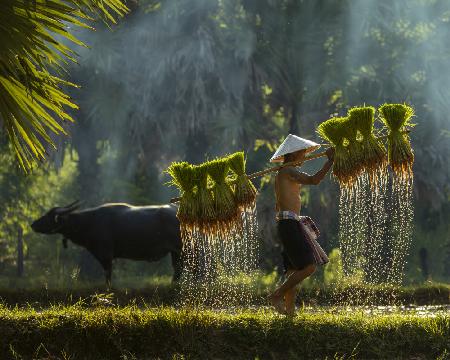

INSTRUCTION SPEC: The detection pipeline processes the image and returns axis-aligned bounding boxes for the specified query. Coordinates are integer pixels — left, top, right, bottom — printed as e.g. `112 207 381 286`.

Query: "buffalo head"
31 200 82 234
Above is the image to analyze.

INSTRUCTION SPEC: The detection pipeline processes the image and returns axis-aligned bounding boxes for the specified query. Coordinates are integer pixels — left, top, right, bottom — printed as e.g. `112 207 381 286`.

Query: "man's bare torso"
274 167 302 214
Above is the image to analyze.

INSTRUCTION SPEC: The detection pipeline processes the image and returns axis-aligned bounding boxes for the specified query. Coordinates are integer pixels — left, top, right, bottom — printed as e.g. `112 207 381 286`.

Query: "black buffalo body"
31 201 182 287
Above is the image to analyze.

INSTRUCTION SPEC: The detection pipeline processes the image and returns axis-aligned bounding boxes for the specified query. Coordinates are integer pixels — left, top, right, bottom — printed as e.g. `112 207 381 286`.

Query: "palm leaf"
0 0 128 171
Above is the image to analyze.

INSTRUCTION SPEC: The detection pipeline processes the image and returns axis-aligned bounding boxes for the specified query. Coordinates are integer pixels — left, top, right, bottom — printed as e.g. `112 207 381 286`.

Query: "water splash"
387 174 414 286
334 166 414 306
178 206 259 308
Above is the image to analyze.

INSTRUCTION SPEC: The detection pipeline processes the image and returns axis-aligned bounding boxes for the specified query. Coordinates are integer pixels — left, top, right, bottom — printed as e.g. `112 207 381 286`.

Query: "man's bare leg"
269 264 316 313
282 270 296 316
284 286 296 316
268 295 286 314
268 271 295 315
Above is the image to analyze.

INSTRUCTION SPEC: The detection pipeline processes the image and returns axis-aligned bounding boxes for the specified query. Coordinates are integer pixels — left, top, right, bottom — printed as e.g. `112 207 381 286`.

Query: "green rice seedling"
317 117 353 186
166 162 196 236
341 116 364 182
207 158 239 237
378 103 415 179
227 152 257 210
191 163 217 233
348 106 387 185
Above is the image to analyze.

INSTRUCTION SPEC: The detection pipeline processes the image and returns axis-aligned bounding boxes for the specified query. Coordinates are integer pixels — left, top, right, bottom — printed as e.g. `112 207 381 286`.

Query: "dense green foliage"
0 305 449 359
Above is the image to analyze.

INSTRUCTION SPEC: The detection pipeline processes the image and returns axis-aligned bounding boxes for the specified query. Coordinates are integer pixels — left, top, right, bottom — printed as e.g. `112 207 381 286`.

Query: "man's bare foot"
268 294 286 315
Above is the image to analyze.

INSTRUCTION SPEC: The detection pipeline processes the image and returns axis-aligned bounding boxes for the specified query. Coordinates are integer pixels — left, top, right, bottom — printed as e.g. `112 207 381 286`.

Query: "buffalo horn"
56 200 82 214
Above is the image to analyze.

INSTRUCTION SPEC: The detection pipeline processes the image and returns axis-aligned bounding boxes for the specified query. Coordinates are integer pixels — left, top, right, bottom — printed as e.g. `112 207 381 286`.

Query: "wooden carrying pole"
169 154 321 203
169 131 410 203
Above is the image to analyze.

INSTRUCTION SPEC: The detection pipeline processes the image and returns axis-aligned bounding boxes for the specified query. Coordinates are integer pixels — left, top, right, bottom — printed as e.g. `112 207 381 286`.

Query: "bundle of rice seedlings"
166 162 196 235
207 158 239 237
191 163 216 234
341 115 364 182
348 106 387 184
317 116 352 186
227 152 257 210
378 103 415 179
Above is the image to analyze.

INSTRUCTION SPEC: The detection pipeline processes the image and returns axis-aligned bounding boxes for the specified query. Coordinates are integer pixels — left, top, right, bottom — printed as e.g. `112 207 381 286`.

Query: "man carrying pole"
268 134 335 316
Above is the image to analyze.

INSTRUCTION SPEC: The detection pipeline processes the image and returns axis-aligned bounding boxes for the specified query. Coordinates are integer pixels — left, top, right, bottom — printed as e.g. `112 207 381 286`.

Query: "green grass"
1 276 449 358
0 305 449 359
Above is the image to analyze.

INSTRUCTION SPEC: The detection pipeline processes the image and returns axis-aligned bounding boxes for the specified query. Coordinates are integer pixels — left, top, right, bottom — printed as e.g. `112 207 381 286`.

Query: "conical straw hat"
270 134 321 163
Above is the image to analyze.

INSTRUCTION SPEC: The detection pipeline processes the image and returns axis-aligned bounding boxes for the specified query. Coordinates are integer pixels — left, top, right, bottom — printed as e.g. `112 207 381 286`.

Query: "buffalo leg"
171 251 183 282
102 260 113 290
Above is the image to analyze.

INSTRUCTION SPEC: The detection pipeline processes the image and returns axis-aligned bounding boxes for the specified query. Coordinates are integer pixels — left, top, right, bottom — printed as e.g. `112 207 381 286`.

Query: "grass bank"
1 305 449 359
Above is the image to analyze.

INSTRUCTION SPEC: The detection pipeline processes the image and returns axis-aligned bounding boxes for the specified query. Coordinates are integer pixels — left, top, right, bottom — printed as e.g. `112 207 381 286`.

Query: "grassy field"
1 278 449 359
1 304 449 359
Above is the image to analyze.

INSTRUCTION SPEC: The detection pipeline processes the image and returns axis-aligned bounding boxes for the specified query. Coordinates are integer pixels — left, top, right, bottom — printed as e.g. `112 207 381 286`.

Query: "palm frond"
0 0 128 171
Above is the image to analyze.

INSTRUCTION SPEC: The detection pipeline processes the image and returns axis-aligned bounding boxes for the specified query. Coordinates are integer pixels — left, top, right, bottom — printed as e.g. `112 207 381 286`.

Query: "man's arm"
286 148 335 185
286 161 332 185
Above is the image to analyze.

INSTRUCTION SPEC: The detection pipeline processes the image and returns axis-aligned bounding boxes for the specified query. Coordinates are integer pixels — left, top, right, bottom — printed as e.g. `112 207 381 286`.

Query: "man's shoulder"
277 167 302 184
279 166 300 177
278 166 294 174
279 166 312 185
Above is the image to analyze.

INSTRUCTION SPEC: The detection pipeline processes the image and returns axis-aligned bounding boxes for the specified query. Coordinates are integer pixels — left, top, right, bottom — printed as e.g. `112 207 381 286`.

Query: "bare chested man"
268 135 334 316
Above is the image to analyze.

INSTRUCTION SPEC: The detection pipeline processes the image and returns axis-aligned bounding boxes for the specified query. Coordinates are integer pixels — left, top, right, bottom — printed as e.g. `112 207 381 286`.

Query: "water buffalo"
31 201 182 288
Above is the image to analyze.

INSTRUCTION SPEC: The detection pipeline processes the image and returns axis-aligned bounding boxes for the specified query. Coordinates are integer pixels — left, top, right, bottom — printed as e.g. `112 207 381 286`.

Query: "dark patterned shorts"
277 219 315 272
